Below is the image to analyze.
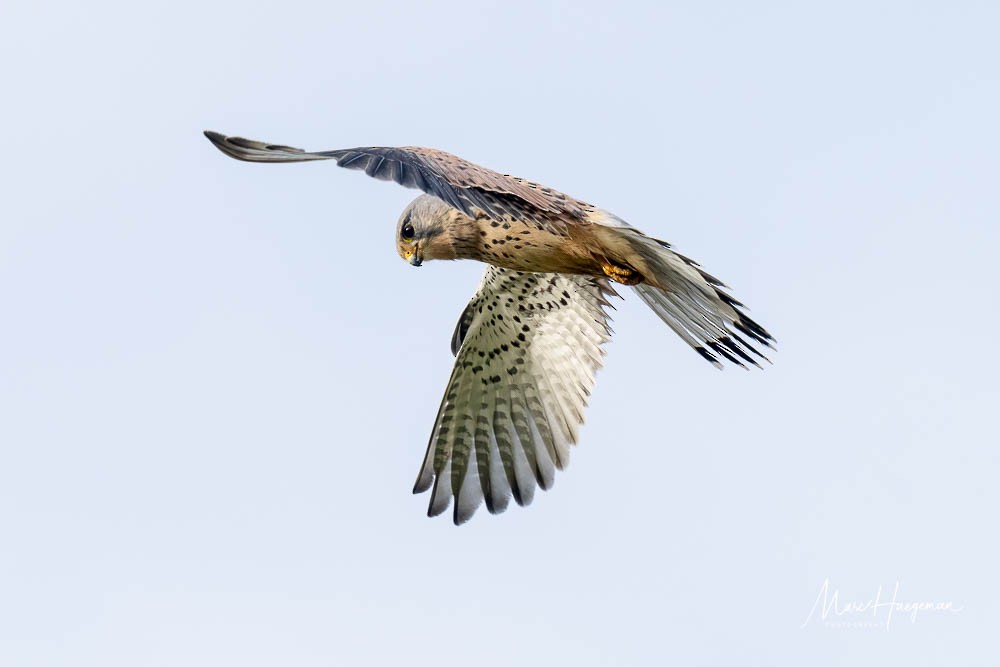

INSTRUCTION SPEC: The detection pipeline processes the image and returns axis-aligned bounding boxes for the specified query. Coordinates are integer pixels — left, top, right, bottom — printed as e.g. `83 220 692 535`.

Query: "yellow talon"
600 260 643 286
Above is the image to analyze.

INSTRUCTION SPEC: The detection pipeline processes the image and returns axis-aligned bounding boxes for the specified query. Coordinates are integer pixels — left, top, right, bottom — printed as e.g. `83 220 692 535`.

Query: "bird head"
396 195 462 266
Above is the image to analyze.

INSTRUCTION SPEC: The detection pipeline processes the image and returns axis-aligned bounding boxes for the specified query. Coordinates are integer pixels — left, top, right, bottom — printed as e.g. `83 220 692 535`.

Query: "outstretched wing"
203 130 587 224
415 267 618 524
586 209 775 369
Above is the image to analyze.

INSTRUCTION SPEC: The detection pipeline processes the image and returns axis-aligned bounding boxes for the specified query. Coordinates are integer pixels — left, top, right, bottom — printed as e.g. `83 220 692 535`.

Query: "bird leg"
600 260 644 286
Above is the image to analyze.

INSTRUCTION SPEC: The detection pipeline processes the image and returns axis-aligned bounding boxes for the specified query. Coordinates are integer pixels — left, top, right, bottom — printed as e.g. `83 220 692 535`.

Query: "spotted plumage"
418 268 616 522
204 130 775 524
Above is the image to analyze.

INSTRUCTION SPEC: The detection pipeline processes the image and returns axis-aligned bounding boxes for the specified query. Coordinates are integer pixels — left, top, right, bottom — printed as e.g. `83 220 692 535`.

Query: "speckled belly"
474 218 597 275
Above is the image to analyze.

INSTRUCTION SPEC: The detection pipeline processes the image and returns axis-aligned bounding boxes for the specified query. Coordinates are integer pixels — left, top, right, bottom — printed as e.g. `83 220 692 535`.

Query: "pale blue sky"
2 1 998 665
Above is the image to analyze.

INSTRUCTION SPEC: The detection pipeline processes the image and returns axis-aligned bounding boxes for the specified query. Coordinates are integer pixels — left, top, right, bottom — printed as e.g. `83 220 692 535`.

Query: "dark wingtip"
202 130 310 162
203 129 244 160
203 130 228 148
733 316 775 348
427 500 448 518
452 505 473 526
707 340 746 369
694 346 724 370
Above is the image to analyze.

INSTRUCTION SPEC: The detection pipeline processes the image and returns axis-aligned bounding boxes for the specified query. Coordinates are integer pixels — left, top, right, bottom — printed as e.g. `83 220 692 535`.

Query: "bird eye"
401 222 415 240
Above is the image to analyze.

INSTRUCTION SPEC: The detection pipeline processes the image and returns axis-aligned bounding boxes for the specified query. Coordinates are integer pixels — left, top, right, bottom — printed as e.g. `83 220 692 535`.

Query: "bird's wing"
585 209 774 369
203 130 587 224
415 267 618 524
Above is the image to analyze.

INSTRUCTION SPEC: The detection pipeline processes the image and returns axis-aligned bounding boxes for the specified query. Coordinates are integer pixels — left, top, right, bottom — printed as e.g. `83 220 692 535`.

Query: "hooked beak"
408 243 423 267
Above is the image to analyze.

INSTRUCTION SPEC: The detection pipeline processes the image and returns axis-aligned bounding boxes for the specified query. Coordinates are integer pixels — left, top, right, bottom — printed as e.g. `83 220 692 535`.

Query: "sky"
1 1 998 665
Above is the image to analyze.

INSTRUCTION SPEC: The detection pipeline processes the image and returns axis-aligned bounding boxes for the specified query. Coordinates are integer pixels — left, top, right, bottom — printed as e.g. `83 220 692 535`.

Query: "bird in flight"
204 130 774 524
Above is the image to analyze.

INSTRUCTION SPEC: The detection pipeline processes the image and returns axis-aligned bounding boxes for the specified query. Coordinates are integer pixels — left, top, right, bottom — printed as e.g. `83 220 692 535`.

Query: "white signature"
801 579 963 630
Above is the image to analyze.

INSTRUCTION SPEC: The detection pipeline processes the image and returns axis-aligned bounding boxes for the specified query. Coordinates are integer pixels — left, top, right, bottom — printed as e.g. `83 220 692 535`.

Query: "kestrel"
204 130 774 524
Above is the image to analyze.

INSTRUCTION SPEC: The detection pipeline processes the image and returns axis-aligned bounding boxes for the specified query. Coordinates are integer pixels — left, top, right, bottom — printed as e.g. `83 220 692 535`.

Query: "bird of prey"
204 130 774 524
